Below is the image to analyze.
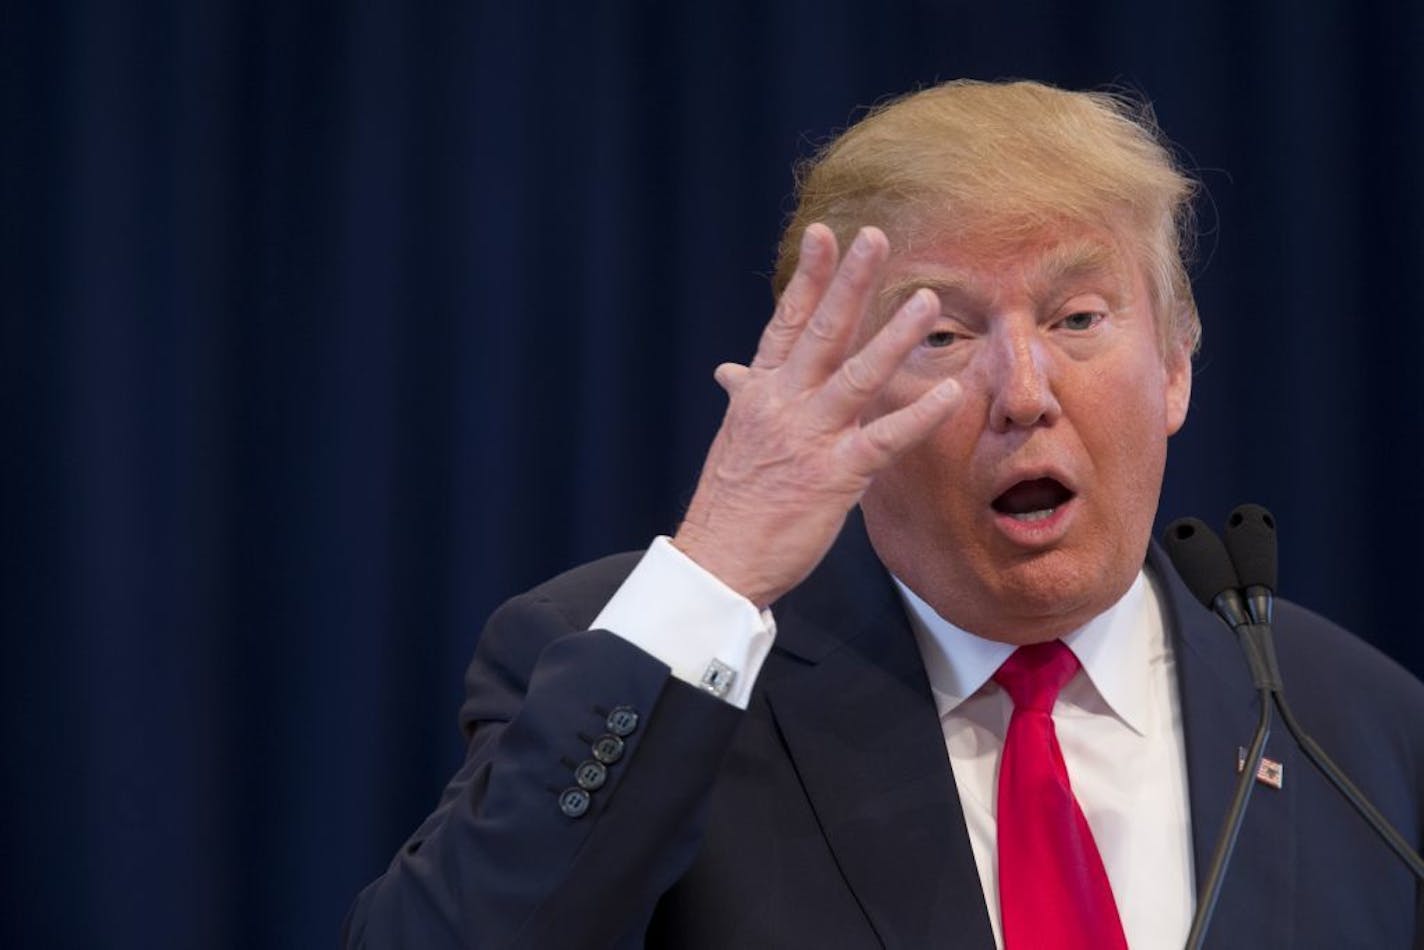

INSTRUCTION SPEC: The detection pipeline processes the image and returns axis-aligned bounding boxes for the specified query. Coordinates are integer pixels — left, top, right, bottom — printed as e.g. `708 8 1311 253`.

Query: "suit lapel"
760 526 1297 948
762 513 996 949
1153 544 1298 948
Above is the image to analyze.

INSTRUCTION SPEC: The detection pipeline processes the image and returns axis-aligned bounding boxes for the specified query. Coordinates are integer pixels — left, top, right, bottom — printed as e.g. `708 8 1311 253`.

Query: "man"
345 80 1424 948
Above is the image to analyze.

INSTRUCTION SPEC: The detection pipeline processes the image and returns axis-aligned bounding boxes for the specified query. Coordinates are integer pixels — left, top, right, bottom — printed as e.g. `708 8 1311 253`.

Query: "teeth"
1009 508 1055 522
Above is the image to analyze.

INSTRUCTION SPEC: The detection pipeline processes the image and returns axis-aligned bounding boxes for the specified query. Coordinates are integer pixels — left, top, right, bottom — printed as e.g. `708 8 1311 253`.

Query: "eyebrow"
878 238 1126 316
1032 239 1123 295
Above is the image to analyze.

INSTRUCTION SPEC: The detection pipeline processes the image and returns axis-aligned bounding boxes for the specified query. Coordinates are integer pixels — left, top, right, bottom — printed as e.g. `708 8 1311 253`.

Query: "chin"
935 543 1138 643
1010 537 1146 623
992 560 1111 636
864 498 1146 640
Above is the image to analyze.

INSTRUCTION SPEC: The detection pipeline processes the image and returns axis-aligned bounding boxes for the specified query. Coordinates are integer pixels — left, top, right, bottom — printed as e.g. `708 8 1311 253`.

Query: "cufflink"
699 659 737 699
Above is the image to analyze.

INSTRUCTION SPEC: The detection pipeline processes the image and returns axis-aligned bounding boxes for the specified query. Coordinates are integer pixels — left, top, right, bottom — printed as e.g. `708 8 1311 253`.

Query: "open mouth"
991 477 1075 523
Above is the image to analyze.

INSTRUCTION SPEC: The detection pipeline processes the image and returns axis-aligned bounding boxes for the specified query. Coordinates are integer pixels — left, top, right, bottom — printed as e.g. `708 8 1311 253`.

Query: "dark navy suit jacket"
345 512 1424 948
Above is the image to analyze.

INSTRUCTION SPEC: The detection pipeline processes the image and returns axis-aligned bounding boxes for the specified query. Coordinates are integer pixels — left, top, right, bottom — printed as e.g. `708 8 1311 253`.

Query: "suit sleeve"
342 590 745 949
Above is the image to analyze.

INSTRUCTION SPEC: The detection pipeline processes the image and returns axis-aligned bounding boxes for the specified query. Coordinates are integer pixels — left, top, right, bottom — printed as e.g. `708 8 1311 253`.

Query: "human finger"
779 226 889 392
810 287 940 426
848 376 963 476
750 224 838 371
713 362 751 395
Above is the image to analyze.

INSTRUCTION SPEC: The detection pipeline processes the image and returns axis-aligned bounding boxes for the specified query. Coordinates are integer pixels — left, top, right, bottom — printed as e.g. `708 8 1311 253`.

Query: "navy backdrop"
4 1 1422 947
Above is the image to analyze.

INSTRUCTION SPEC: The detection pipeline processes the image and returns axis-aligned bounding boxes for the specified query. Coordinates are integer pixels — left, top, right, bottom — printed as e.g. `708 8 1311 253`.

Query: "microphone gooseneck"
1220 504 1424 883
1161 516 1274 950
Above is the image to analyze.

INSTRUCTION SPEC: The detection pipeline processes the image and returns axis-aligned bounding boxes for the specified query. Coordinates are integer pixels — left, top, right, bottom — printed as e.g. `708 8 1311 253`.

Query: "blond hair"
773 80 1201 354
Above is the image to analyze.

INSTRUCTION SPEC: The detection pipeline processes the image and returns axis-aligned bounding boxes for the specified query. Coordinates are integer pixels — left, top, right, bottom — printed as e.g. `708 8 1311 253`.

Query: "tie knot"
993 640 1079 713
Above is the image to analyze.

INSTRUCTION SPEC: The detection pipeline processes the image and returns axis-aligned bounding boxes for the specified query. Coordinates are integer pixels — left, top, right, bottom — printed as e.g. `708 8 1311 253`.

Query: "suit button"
606 705 639 736
574 759 607 791
558 787 590 818
591 733 625 764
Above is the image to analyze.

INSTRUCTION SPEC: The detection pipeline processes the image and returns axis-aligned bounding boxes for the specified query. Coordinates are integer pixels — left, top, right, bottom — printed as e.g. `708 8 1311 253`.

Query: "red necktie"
994 640 1127 950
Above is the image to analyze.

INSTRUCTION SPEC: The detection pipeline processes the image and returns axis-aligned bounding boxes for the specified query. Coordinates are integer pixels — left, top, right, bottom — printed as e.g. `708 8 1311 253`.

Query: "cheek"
1081 386 1170 495
869 402 983 514
1083 351 1173 434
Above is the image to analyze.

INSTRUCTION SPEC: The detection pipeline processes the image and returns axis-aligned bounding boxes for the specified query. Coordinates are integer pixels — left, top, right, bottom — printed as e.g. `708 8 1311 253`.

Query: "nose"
986 325 1061 432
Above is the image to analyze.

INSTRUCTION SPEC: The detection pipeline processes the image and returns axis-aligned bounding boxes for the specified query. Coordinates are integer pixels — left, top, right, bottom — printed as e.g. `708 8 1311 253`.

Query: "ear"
1163 340 1192 435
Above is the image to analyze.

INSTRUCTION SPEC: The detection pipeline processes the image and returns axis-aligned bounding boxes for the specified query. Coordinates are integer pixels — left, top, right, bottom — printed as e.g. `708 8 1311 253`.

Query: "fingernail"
850 229 873 258
935 378 961 401
800 224 820 254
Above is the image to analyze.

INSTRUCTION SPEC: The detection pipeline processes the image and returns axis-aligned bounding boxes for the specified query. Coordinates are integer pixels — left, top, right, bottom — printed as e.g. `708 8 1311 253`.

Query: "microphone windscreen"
1161 517 1240 607
1223 503 1278 592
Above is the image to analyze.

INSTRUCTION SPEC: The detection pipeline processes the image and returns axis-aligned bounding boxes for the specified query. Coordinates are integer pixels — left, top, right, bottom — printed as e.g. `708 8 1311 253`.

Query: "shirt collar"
893 570 1158 736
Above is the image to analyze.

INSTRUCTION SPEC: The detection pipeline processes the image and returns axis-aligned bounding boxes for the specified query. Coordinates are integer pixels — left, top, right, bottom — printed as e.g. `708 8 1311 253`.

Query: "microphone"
1161 516 1274 689
1219 503 1424 883
1160 517 1242 617
1161 516 1274 950
1222 503 1275 625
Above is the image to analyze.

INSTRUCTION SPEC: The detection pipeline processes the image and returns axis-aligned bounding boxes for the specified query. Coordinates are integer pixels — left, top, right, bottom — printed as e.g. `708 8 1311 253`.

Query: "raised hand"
672 223 962 608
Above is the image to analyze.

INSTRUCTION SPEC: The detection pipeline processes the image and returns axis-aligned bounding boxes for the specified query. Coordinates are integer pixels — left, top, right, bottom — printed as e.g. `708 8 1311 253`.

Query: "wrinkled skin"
674 221 1190 644
861 228 1191 643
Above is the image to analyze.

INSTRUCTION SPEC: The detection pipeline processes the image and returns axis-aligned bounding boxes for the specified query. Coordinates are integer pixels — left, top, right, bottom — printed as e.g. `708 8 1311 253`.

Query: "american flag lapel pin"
1237 747 1284 789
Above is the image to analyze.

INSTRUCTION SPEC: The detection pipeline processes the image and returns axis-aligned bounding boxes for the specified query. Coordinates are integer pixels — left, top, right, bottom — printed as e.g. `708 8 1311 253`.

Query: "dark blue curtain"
4 1 1421 947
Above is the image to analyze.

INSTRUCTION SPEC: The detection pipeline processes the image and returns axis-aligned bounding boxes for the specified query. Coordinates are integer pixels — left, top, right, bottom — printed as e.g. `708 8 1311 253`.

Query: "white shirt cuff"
590 536 776 709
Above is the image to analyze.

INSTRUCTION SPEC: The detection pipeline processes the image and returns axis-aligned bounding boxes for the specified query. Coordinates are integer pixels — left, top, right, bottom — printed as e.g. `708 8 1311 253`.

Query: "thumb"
713 362 750 395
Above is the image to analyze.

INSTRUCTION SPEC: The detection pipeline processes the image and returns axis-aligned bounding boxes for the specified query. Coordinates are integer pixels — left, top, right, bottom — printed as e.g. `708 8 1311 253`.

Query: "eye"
924 330 960 348
1057 311 1103 332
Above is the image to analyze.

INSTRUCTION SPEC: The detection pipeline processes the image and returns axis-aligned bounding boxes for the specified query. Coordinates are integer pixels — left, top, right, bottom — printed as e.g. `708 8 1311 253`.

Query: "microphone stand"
1181 504 1424 950
1224 500 1424 882
1183 596 1279 950
1239 604 1424 881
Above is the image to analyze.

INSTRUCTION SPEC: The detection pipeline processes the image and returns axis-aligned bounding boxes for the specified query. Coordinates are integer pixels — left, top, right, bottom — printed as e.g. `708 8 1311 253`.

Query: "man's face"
859 225 1191 643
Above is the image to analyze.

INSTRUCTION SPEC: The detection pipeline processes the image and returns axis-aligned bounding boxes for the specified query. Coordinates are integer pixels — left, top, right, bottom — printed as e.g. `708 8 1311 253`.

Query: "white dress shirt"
592 538 1196 948
895 571 1195 949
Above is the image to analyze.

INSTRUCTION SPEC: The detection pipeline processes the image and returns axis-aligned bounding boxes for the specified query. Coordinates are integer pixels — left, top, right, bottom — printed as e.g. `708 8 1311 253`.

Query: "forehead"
879 227 1135 305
